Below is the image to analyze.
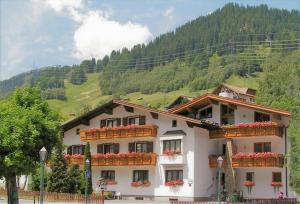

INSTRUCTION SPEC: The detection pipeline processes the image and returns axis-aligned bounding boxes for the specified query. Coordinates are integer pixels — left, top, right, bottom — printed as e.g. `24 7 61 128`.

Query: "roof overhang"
170 94 291 117
61 99 219 132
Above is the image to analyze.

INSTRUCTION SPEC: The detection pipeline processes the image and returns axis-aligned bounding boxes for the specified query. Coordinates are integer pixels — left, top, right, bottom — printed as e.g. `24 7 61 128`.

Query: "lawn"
48 73 260 121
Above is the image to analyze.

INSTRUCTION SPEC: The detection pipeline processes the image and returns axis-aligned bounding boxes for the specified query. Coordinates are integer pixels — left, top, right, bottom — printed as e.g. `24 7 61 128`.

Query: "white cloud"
36 0 153 60
43 0 83 13
72 11 153 59
164 7 174 19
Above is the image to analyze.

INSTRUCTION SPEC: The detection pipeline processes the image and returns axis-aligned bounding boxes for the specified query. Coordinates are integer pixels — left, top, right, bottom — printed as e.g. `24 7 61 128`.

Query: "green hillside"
47 73 262 120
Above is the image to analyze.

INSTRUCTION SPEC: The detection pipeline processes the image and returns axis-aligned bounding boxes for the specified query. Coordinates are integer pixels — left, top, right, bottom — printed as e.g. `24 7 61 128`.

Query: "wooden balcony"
80 124 158 141
66 153 157 166
208 155 226 168
210 124 283 139
208 154 284 168
232 155 284 168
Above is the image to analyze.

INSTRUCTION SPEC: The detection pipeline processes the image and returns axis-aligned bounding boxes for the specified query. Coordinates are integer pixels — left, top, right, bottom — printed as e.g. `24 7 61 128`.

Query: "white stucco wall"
62 101 294 199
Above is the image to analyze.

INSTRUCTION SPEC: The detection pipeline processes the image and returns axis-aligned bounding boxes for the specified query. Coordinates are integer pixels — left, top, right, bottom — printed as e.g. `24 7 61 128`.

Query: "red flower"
271 182 283 187
244 181 255 187
224 122 278 129
131 180 150 187
107 180 117 185
72 154 83 159
163 149 181 156
232 152 280 159
165 180 184 187
64 154 71 159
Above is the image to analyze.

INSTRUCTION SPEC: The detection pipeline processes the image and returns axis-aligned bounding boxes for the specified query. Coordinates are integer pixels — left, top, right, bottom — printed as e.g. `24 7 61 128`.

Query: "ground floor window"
133 170 148 183
101 170 115 181
67 145 85 155
246 172 254 181
272 172 282 182
165 170 183 182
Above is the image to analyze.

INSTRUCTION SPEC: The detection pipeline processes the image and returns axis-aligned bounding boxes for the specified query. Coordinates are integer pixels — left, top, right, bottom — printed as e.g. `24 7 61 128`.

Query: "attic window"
76 128 80 135
172 120 177 127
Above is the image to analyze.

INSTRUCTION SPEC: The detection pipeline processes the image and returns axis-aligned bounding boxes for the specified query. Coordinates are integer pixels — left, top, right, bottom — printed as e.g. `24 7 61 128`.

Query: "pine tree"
80 142 93 194
68 165 82 193
47 146 70 193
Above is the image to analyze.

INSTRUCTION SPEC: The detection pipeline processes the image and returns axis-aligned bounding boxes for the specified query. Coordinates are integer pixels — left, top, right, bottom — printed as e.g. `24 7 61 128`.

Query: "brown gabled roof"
169 93 291 117
61 99 218 132
212 83 256 97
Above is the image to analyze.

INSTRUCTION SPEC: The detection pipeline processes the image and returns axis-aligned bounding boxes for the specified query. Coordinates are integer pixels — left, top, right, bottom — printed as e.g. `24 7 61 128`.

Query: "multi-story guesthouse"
61 84 296 201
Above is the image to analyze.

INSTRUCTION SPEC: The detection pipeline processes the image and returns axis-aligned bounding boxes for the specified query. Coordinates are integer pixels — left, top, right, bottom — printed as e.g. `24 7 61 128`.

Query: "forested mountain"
0 3 299 99
0 3 299 194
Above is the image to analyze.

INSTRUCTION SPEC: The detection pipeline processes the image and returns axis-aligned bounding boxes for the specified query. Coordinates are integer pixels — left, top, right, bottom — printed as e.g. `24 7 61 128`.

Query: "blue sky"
1 0 299 80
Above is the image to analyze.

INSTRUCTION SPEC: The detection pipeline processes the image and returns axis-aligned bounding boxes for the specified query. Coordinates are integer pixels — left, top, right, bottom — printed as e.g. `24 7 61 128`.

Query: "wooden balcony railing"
66 153 157 166
80 124 158 141
208 154 284 168
208 155 226 168
232 155 284 168
210 124 283 139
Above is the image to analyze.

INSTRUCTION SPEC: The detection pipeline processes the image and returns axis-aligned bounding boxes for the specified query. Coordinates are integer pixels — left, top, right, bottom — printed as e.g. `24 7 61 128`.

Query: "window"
221 104 235 125
67 145 85 155
97 143 119 154
106 119 114 127
255 112 270 122
246 172 254 181
129 141 153 153
272 172 282 182
136 142 147 153
165 170 183 182
76 128 80 135
128 117 136 125
172 120 177 127
101 171 115 181
163 140 181 153
200 107 212 119
133 170 148 183
254 142 271 153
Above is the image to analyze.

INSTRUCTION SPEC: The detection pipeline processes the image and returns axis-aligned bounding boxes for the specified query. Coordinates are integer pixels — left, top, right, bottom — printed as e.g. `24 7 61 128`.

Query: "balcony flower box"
271 182 283 187
64 154 83 165
107 180 117 185
81 124 158 141
131 180 151 187
210 122 283 139
271 182 283 192
244 181 255 193
165 180 184 187
91 152 157 166
232 152 284 168
163 149 181 156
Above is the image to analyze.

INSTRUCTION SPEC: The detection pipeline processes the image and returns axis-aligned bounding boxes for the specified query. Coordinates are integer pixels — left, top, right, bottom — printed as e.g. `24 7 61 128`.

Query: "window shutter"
114 143 120 154
147 141 153 153
116 118 121 126
139 116 146 125
100 120 106 128
82 145 86 155
128 142 135 152
123 117 128 126
67 146 72 154
97 144 103 154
